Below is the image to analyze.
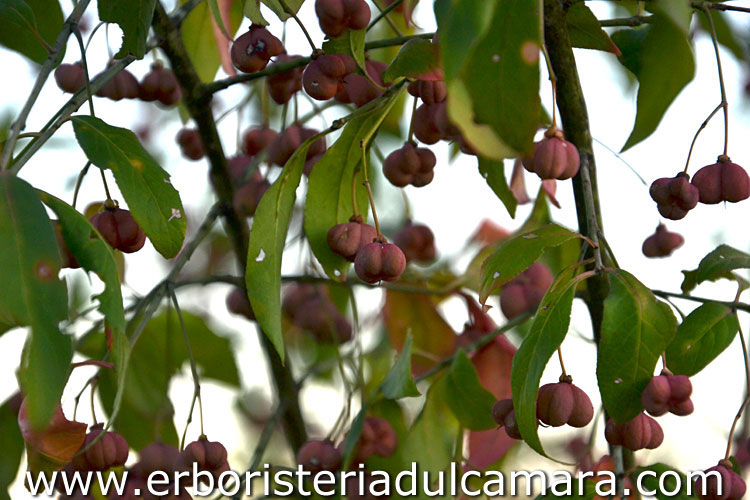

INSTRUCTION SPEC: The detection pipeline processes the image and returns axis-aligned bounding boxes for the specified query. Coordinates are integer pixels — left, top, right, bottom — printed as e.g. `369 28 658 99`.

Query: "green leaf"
98 0 156 59
666 303 739 377
566 3 621 55
305 93 400 279
511 268 580 457
79 310 239 450
182 0 244 82
243 0 268 25
479 223 578 304
381 336 420 400
0 174 70 430
322 29 367 74
71 116 187 259
681 245 750 293
620 10 695 151
0 396 24 500
434 0 494 82
260 0 303 21
400 375 460 500
443 349 497 431
460 0 542 154
247 133 324 361
382 37 441 82
38 191 131 429
0 0 63 65
597 269 677 424
433 0 519 159
632 464 697 500
340 406 367 468
478 157 516 218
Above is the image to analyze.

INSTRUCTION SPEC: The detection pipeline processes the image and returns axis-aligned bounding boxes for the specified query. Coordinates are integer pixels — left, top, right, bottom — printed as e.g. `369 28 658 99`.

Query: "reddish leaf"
211 0 237 77
468 335 516 469
541 179 560 208
383 290 455 376
469 220 510 248
510 158 530 205
18 399 87 477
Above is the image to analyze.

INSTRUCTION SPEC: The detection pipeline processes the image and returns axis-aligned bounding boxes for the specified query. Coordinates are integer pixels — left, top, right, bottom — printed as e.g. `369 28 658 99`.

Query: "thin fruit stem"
73 28 95 117
100 168 113 202
168 284 205 439
360 140 382 237
279 0 317 53
683 99 724 173
725 393 750 461
372 0 403 37
661 352 667 371
400 189 412 220
351 167 360 217
367 0 404 32
703 4 729 156
72 161 91 209
407 95 418 144
557 347 567 378
90 377 99 425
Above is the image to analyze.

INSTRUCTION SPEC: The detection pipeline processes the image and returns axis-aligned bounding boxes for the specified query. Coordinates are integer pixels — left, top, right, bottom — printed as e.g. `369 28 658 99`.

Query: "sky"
2 0 750 497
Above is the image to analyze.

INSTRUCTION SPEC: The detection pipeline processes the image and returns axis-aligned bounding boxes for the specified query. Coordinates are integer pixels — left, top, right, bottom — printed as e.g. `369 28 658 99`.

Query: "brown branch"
151 1 307 452
543 0 632 485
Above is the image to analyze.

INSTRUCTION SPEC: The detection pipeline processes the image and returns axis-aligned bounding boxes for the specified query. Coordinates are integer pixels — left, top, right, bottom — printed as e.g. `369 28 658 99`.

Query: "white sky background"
2 0 750 497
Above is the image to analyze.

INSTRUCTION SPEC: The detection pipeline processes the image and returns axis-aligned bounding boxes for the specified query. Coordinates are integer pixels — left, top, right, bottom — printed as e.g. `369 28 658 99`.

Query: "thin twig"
0 0 92 170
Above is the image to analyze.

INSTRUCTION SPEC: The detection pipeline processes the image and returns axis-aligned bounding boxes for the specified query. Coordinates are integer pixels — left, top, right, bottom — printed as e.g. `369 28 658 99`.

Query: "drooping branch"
150 1 308 452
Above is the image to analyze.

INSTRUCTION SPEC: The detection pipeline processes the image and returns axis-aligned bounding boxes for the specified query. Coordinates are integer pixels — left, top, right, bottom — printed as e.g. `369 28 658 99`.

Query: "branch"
544 0 631 486
599 15 652 27
150 1 308 452
652 290 750 313
1 0 92 171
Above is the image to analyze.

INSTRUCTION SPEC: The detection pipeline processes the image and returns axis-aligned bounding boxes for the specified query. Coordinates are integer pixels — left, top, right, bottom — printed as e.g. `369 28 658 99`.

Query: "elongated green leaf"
567 3 621 55
305 93 400 279
0 0 62 65
381 336 420 400
681 245 750 293
79 310 239 450
511 268 580 457
479 223 578 304
38 191 131 430
620 8 695 151
632 464 696 500
444 349 497 431
0 396 24 500
98 0 155 59
434 0 517 160
261 0 303 21
598 270 677 424
382 38 441 82
461 0 541 154
478 157 516 218
666 303 739 377
0 174 70 429
243 0 268 25
247 133 322 361
182 0 244 82
400 375 460 500
72 116 186 259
